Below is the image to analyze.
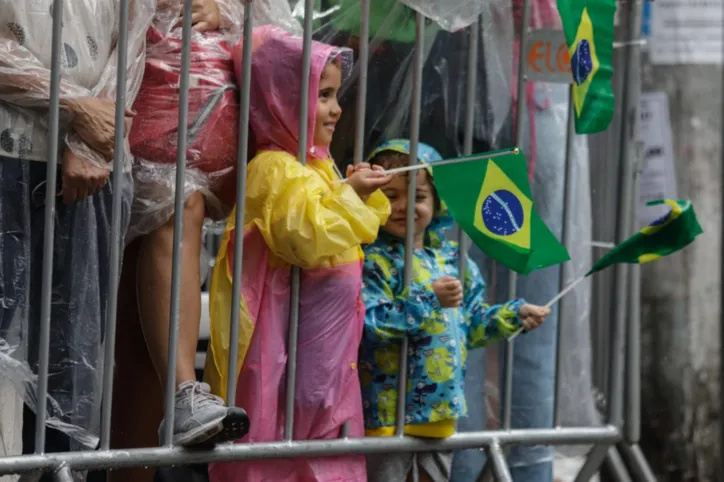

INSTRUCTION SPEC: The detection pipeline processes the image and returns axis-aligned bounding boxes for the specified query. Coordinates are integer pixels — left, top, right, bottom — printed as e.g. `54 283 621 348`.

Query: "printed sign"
526 29 572 83
650 0 724 64
638 92 678 225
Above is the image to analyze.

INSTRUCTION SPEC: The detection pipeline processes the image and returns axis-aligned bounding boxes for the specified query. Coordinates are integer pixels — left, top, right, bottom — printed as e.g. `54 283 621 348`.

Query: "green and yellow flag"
431 149 569 274
587 199 703 275
557 0 616 133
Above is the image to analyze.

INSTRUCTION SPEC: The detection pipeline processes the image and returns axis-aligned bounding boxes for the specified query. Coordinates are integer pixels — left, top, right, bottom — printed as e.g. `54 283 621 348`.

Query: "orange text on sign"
527 40 571 74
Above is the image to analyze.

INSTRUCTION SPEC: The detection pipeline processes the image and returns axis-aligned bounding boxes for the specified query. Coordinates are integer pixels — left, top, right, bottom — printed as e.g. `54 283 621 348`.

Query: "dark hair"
368 150 442 214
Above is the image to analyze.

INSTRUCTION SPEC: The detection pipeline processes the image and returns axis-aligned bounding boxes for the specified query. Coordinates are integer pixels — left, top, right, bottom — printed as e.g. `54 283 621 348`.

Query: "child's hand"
432 276 463 308
518 304 551 331
346 164 391 201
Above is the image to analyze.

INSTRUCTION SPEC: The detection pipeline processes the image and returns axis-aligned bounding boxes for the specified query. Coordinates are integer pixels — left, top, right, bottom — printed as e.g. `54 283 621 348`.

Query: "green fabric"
431 149 570 274
329 0 437 44
587 200 703 275
557 0 616 133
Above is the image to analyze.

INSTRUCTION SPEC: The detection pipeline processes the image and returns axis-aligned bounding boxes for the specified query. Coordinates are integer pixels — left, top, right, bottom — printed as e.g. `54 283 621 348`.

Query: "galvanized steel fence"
0 0 658 480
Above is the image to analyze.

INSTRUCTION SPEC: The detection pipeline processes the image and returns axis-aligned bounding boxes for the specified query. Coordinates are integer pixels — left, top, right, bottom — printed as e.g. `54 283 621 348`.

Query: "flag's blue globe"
571 39 593 85
482 190 524 236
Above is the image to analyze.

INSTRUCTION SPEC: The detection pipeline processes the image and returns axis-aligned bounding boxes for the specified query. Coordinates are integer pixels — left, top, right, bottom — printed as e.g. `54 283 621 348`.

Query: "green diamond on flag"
587 199 703 275
558 0 616 133
431 149 569 275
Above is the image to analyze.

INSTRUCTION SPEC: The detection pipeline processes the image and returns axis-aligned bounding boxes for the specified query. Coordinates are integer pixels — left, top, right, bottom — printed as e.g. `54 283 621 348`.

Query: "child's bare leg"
136 191 248 446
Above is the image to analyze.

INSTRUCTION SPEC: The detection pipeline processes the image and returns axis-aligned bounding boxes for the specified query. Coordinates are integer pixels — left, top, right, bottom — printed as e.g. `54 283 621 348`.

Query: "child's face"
381 170 436 247
314 63 342 148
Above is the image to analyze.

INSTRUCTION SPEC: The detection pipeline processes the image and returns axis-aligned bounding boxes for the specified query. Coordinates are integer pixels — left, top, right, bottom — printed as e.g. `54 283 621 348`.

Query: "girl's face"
381 170 436 248
314 63 342 148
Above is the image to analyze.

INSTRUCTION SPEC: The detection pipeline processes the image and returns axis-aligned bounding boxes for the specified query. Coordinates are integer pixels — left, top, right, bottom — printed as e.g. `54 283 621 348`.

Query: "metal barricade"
0 0 657 480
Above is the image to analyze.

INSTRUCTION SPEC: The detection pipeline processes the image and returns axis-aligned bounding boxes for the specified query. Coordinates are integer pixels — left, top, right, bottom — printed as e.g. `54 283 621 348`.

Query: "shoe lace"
186 382 226 414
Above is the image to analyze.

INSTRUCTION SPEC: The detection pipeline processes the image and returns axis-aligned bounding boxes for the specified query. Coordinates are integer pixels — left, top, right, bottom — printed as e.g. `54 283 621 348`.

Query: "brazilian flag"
587 200 703 275
558 0 616 134
431 149 570 274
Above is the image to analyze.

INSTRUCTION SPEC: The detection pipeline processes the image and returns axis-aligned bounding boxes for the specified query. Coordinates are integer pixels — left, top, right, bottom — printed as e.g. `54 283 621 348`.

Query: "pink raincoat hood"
233 25 352 161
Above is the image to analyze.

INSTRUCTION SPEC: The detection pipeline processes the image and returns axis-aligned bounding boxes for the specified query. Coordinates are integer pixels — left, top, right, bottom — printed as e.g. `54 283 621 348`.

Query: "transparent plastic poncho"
0 0 155 449
127 0 301 242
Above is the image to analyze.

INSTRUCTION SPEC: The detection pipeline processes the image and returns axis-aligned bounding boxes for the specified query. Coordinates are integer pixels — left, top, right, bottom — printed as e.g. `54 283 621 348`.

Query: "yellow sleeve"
245 152 391 268
365 189 392 227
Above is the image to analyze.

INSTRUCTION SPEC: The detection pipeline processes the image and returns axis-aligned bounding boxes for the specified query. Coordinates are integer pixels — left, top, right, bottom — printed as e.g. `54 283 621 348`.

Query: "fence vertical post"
35 0 65 453
552 85 576 428
284 0 315 442
161 0 195 446
99 0 132 450
226 0 255 408
395 11 425 437
352 0 370 166
457 19 479 285
501 0 533 432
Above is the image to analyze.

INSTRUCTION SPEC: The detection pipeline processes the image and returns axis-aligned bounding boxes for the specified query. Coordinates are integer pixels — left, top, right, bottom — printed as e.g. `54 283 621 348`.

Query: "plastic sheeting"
0 0 154 449
310 0 514 164
127 0 301 241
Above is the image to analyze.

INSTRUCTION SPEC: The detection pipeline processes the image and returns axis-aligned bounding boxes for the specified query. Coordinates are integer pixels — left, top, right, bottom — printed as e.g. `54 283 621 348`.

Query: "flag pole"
508 274 587 341
333 147 521 184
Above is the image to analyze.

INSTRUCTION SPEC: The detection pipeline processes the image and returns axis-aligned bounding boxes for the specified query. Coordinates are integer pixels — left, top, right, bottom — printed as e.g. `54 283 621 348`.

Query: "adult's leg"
109 238 162 482
136 191 205 389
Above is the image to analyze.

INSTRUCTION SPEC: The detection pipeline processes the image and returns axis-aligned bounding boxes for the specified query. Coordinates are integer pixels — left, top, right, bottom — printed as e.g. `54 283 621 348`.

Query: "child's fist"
346 165 391 201
518 304 550 331
432 276 463 308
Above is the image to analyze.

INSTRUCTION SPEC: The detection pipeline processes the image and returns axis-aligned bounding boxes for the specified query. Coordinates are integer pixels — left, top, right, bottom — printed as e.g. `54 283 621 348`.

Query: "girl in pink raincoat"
205 25 391 482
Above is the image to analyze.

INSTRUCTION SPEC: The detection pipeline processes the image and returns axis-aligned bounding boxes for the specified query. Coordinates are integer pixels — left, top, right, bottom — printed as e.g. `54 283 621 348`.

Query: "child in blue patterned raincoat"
359 139 551 482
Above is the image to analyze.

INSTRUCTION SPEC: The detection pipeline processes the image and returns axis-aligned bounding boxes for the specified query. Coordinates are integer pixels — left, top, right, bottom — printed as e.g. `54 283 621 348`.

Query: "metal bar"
226 0 254 407
457 18 479 282
35 0 65 453
341 0 370 439
352 0 370 165
552 84 576 428
161 0 195 446
99 0 132 450
488 443 513 482
617 443 657 481
625 168 642 442
501 0 533 431
0 426 621 474
284 0 314 442
396 11 424 437
573 444 612 482
608 0 643 429
52 465 73 482
603 446 634 482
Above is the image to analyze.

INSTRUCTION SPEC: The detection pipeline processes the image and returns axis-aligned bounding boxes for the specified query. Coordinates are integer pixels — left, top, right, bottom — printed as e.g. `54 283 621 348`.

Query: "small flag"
587 199 703 275
558 0 616 133
431 149 570 274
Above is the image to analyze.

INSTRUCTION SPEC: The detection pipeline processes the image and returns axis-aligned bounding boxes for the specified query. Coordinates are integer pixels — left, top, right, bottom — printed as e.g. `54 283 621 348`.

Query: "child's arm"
463 258 525 348
362 253 439 341
245 153 390 268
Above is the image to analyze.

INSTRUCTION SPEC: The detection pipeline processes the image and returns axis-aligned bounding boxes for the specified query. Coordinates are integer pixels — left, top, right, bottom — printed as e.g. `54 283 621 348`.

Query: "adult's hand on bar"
60 148 110 204
432 276 463 308
63 97 135 161
174 0 221 32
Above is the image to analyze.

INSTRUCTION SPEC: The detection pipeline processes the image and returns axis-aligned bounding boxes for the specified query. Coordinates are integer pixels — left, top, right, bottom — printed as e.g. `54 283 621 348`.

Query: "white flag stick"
333 147 520 184
507 275 587 341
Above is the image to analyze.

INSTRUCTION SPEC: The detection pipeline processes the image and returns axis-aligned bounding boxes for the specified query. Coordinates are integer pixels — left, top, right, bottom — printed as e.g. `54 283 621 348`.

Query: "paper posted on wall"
650 0 724 64
637 92 678 226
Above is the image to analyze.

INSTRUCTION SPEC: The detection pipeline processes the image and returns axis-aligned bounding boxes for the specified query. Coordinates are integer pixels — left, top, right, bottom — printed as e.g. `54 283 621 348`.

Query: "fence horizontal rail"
0 426 620 475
